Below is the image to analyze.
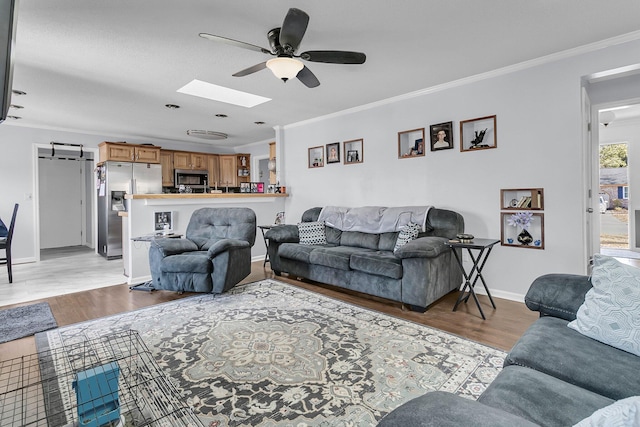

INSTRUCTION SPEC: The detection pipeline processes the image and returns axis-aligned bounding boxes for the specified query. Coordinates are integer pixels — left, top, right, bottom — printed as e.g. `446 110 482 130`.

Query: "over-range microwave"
174 169 208 189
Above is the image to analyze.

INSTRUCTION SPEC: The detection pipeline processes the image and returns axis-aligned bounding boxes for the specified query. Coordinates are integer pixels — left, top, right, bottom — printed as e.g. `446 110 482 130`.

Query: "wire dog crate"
0 330 203 426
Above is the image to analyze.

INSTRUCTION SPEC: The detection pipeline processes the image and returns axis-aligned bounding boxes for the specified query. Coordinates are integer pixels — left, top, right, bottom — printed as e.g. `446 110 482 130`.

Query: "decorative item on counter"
508 211 534 245
275 211 285 225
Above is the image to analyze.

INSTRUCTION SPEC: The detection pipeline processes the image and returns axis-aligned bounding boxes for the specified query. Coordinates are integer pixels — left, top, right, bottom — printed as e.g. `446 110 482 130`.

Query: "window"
623 186 629 199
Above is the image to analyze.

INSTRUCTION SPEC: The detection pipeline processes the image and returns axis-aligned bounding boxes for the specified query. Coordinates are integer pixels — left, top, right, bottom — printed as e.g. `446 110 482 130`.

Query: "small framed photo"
240 182 251 193
460 115 497 152
344 138 364 164
154 211 174 234
308 146 324 168
398 128 425 158
326 142 341 164
430 121 454 151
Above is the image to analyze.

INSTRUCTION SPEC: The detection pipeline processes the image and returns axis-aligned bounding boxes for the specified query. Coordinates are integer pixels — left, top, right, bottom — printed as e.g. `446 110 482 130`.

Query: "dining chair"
0 203 19 283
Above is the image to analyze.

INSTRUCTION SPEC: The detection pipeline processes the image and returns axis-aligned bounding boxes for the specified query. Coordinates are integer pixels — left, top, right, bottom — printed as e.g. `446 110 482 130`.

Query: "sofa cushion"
505 316 640 400
340 231 380 250
379 232 399 251
297 221 327 245
325 226 342 245
393 222 421 253
478 366 613 427
161 252 211 273
574 396 640 427
568 254 640 357
278 243 321 264
309 246 374 271
350 251 403 279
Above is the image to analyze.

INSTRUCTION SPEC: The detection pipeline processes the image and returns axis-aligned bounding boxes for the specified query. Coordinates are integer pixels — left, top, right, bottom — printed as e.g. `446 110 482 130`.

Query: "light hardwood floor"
0 257 543 361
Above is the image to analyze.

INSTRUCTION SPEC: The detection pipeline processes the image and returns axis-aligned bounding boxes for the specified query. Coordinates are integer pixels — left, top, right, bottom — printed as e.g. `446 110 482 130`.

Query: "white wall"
279 37 640 301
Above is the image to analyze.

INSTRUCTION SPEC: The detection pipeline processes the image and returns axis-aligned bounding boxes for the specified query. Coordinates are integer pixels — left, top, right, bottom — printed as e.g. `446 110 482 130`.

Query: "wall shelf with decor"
501 212 544 249
500 187 545 249
500 188 544 210
398 128 425 158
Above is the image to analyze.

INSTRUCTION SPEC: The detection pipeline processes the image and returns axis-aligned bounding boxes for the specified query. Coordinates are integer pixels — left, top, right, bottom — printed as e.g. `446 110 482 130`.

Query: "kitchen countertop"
125 193 288 199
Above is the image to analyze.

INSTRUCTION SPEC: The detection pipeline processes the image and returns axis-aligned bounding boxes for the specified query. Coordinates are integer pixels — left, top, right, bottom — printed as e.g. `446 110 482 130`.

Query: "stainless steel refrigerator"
97 161 162 259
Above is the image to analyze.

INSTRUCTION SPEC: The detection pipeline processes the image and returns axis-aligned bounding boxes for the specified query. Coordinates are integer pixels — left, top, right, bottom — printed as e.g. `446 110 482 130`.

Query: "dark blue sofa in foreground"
378 263 640 426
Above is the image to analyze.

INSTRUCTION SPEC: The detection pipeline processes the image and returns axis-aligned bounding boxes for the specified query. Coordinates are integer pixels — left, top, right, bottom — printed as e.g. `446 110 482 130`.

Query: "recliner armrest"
207 239 250 258
525 273 592 321
264 225 299 243
394 236 450 259
150 238 199 257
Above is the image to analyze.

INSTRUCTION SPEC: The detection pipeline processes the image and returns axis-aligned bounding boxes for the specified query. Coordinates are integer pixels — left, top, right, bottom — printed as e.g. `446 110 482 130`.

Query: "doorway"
598 141 635 258
35 145 96 259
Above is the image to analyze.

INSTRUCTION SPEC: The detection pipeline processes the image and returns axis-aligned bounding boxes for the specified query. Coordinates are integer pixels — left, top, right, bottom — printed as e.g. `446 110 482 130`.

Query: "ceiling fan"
199 8 366 88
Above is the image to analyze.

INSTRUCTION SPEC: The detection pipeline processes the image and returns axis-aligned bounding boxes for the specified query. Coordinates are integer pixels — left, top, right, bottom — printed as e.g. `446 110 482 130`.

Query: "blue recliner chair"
149 207 256 293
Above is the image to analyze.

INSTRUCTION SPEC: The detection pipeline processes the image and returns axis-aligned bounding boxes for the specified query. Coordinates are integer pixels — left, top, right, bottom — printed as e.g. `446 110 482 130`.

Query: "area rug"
0 301 57 343
36 279 506 426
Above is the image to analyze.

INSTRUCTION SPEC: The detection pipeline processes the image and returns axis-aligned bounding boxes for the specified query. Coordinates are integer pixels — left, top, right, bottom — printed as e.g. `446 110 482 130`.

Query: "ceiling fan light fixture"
266 57 303 82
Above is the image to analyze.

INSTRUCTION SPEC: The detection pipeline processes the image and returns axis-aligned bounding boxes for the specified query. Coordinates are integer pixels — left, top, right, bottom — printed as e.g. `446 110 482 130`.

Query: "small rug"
36 280 507 426
0 301 57 343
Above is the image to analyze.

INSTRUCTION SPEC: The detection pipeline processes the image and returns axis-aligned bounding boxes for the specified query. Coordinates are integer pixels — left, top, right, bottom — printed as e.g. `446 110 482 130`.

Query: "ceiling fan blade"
233 61 268 77
299 50 366 64
279 8 309 51
199 33 271 54
297 66 320 88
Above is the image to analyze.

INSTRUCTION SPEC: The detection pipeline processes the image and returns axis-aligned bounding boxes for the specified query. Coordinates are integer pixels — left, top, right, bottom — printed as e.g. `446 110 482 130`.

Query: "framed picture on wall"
430 121 454 151
154 211 174 234
326 142 340 164
308 146 324 168
398 128 425 158
343 139 364 164
460 115 497 152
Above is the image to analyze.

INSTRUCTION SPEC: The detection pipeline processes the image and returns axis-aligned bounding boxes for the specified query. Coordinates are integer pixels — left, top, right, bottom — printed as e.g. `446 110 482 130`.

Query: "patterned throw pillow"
297 221 327 245
393 222 421 253
573 396 640 427
567 254 640 357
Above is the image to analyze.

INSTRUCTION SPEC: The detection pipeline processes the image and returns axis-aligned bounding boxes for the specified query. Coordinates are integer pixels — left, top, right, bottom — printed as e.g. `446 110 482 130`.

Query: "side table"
130 233 183 291
258 225 274 267
448 238 499 320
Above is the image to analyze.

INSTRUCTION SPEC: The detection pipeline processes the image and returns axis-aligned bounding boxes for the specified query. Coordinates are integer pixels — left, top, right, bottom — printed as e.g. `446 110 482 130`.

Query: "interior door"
39 157 83 248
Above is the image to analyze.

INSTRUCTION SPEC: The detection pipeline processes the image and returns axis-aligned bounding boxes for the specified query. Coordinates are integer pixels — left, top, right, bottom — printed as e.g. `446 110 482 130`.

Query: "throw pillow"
297 221 327 245
393 222 421 253
573 396 640 427
567 254 640 357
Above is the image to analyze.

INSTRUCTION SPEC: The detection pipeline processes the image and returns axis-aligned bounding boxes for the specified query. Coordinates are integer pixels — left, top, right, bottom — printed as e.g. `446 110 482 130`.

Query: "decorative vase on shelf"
517 228 533 245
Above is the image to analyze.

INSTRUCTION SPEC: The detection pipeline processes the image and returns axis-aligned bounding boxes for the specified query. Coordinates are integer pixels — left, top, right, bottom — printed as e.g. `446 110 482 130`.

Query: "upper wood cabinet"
173 151 208 170
219 155 237 187
207 154 220 188
99 141 160 163
159 150 174 186
269 142 276 185
237 154 250 184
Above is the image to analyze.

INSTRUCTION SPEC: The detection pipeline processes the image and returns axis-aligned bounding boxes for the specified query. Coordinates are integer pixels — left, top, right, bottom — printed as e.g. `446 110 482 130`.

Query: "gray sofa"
377 273 640 426
265 206 464 312
149 207 256 294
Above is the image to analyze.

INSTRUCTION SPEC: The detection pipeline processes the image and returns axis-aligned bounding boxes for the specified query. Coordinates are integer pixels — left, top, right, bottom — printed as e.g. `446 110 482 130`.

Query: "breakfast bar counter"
122 193 288 285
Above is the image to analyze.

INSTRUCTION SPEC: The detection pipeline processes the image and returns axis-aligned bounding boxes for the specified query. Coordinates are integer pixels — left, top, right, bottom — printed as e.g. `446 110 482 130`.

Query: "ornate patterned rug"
36 279 506 426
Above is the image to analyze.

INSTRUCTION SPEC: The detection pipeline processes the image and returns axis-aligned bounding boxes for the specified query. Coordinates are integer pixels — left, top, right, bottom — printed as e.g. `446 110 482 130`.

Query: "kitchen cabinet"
160 150 174 187
208 154 220 188
269 142 276 185
99 142 160 163
219 155 237 187
173 151 208 170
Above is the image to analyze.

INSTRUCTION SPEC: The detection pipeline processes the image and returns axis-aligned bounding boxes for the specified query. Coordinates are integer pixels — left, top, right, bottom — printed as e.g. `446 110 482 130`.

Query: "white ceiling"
7 0 640 149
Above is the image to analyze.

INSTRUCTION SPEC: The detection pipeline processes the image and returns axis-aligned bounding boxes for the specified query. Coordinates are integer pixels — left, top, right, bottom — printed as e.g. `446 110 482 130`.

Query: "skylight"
177 79 271 108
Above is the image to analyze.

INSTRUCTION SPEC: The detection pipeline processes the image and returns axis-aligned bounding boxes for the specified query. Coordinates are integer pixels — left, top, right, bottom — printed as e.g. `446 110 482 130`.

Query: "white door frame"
33 144 98 261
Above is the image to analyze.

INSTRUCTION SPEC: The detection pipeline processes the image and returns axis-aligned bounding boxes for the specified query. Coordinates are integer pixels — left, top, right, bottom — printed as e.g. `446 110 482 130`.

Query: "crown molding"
285 30 640 131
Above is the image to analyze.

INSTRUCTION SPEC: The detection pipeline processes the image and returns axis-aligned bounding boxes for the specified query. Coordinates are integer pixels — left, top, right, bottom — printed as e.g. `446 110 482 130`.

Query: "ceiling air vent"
186 130 228 140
